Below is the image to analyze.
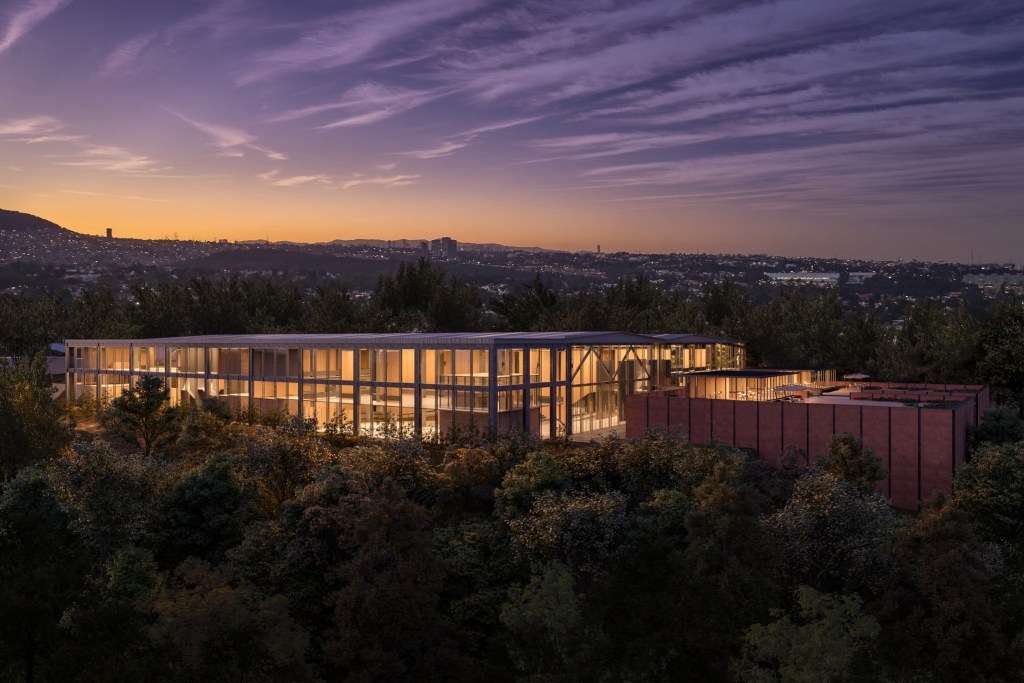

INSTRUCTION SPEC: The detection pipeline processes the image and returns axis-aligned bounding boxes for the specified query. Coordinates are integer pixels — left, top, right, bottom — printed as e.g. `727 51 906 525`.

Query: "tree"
0 354 71 482
52 546 160 683
495 450 571 521
435 519 526 679
677 461 780 679
303 285 360 333
130 283 195 338
0 294 63 359
434 447 503 517
970 406 1024 448
66 288 139 339
0 468 89 683
147 558 315 682
702 279 750 331
817 433 887 494
237 421 337 514
103 374 178 456
492 274 559 331
372 259 483 332
324 482 456 682
149 455 256 569
509 490 630 578
499 561 597 682
45 440 161 564
769 471 895 595
870 501 1007 681
977 298 1024 414
953 441 1024 545
733 586 881 683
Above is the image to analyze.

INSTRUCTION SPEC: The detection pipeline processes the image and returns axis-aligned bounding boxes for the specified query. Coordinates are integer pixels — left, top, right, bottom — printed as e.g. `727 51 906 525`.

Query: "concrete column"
247 347 254 413
488 347 498 436
565 347 573 437
352 349 361 434
522 348 531 433
297 348 304 420
414 349 422 435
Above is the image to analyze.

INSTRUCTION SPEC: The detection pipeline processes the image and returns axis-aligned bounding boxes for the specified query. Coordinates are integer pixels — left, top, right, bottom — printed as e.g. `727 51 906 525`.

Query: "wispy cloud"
338 174 420 190
18 133 89 143
272 82 441 127
1 114 166 174
0 0 72 55
99 0 254 77
0 115 63 135
58 189 169 203
258 168 419 190
100 32 155 76
402 116 541 158
168 110 286 160
239 0 484 84
56 143 163 173
257 169 332 187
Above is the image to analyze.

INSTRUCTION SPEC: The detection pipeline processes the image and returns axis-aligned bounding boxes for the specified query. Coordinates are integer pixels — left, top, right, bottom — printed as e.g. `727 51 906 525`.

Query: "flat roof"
66 331 681 348
654 333 743 345
688 369 795 378
805 396 907 408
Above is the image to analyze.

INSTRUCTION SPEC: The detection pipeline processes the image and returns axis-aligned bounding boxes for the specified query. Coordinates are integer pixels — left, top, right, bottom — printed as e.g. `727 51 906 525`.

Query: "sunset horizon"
3 0 1024 262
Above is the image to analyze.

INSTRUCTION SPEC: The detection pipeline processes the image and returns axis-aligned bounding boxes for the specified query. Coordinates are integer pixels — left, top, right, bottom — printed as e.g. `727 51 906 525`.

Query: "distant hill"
0 208 552 278
0 208 82 235
0 208 218 267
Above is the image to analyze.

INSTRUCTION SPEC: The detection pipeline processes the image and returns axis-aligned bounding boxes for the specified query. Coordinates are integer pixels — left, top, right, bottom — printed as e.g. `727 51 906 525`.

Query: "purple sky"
1 0 1023 261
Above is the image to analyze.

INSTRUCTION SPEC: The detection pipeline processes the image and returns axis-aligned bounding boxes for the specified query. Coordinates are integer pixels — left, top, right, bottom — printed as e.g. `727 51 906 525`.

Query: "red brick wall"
690 399 712 445
861 406 891 498
920 409 954 503
782 402 808 459
624 393 975 511
735 401 758 451
713 400 735 443
808 404 835 460
624 394 647 438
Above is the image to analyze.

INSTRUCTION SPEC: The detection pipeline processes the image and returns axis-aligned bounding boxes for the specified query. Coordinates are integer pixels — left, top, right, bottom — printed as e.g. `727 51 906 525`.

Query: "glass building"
65 332 746 438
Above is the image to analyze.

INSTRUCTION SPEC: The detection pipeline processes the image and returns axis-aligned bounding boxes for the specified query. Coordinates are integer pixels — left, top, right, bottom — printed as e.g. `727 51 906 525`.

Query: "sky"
1 0 1023 261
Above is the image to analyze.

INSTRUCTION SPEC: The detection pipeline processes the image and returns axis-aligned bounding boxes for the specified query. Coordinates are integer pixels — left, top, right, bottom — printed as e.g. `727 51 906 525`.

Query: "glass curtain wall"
72 338 673 438
569 344 658 435
208 348 249 414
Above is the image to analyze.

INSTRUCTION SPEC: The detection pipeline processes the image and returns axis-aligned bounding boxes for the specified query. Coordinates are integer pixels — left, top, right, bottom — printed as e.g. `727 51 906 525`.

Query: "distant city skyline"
2 0 1023 262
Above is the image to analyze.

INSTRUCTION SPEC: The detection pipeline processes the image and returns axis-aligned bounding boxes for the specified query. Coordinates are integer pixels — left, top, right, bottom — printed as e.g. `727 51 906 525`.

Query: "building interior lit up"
66 332 745 438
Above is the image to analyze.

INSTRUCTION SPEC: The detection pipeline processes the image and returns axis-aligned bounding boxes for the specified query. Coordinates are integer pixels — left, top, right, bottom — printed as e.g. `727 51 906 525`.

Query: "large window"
252 349 297 378
497 349 523 385
209 348 248 376
132 346 166 373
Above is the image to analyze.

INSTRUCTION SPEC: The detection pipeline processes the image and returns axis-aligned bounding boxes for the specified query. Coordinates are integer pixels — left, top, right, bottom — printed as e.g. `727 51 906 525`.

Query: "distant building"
765 272 839 285
106 228 113 239
847 272 876 285
430 237 458 259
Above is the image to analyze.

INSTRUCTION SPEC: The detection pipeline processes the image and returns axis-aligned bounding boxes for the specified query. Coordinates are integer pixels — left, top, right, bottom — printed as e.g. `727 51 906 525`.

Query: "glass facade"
66 333 742 438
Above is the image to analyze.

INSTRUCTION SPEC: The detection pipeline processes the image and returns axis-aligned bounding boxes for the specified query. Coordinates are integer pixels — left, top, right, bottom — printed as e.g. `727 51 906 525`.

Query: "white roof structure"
66 331 683 348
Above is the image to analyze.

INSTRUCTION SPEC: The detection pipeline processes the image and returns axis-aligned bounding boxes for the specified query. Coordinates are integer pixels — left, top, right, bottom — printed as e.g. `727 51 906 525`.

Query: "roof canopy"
653 333 743 345
66 331 702 348
774 384 810 392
